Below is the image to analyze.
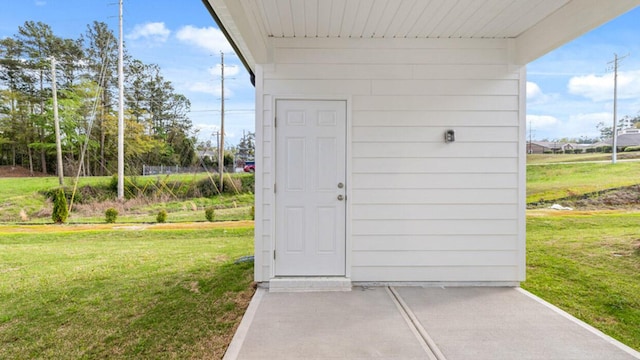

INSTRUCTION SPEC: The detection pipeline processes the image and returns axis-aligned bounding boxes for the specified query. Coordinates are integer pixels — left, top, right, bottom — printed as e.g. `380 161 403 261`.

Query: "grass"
0 223 255 359
526 161 640 203
0 174 255 223
524 211 640 350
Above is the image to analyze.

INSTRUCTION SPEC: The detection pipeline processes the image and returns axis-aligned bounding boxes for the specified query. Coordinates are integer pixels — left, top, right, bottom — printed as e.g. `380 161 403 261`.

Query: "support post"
51 57 64 186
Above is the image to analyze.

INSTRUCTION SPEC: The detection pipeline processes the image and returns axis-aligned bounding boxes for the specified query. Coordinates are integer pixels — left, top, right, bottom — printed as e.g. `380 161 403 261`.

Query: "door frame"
270 96 352 279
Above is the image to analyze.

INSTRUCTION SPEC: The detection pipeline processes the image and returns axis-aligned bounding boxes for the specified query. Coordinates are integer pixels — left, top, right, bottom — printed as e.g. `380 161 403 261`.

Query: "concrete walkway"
224 287 640 360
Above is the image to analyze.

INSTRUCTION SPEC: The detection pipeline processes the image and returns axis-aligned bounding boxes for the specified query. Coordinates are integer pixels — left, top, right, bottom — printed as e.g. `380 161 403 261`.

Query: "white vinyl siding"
255 37 524 282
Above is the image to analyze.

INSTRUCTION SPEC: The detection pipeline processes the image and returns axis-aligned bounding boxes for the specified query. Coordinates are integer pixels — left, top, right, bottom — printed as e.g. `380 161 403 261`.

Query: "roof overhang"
203 0 640 75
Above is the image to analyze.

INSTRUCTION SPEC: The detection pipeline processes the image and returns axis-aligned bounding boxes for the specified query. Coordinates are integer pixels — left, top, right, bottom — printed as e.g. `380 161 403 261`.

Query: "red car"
243 162 255 172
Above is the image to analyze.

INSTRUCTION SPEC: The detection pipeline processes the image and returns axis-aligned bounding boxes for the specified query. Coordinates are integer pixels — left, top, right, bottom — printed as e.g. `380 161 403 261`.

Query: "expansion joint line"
386 286 447 360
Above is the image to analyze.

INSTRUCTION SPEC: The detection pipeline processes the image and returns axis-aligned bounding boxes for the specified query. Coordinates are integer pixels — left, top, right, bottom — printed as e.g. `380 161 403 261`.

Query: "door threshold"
269 277 352 293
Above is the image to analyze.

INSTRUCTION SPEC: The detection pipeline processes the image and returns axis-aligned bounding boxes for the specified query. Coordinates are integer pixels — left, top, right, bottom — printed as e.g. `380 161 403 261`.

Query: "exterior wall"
255 38 525 283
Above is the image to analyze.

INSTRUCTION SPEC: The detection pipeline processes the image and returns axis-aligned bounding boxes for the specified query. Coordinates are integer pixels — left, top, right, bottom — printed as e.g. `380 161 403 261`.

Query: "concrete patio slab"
396 287 639 360
223 286 640 360
225 287 433 359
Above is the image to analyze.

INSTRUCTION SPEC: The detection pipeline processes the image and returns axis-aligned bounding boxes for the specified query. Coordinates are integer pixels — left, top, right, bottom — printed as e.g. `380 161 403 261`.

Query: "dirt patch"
0 166 48 177
530 185 640 210
574 185 640 209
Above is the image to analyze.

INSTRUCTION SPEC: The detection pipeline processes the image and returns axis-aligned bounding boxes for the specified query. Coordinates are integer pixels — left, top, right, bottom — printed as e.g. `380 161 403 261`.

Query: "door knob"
337 195 344 201
337 182 344 189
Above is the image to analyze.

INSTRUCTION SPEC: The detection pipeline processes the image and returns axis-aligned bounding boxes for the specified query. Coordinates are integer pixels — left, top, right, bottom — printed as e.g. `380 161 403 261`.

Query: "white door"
275 100 346 276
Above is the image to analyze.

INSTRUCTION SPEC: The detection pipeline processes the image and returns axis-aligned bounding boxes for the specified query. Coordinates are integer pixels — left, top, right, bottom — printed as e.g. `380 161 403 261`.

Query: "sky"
1 1 640 144
0 0 255 148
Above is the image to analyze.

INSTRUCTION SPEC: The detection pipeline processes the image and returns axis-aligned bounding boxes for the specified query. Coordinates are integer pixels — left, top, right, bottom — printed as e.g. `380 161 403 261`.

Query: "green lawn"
526 161 640 203
0 224 254 359
524 211 640 350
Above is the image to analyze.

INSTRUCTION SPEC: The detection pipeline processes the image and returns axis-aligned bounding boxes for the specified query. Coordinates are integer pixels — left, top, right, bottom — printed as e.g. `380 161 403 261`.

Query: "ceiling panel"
247 0 572 39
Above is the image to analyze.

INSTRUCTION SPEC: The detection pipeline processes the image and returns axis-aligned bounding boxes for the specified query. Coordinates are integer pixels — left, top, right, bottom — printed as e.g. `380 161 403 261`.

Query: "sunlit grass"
0 224 255 359
524 211 640 351
526 162 640 203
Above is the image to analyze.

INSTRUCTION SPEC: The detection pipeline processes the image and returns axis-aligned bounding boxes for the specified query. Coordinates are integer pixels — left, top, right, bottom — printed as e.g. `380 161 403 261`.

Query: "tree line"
0 21 196 177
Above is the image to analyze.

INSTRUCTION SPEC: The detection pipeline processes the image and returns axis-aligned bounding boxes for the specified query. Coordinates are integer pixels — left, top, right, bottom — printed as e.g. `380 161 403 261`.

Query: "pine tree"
51 187 68 223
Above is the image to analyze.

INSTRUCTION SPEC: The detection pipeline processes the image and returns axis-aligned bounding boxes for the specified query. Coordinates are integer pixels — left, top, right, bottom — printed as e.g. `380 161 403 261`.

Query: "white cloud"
526 81 558 105
127 22 171 43
209 64 241 78
568 70 640 102
526 82 542 99
176 26 233 53
565 112 611 136
527 114 558 128
528 113 612 140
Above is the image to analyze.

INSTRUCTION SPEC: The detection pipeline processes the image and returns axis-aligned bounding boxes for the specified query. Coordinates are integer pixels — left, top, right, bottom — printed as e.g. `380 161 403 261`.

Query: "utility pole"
212 131 220 168
608 53 629 164
218 51 225 192
528 120 533 154
117 0 125 199
51 57 64 185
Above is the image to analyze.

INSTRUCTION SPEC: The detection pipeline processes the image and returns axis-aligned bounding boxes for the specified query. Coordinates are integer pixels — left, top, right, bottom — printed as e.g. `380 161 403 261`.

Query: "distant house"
591 129 640 150
197 150 216 159
527 141 574 154
614 128 640 148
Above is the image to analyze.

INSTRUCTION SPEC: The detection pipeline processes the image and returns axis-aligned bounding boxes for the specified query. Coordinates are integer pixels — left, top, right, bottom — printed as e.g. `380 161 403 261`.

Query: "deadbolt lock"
337 182 344 189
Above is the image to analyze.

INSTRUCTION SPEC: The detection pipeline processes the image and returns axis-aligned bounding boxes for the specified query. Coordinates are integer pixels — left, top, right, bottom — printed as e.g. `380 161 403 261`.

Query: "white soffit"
250 0 569 39
206 0 640 67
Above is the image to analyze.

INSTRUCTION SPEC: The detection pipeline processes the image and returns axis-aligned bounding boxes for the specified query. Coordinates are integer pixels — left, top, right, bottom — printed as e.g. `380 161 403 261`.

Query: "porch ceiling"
204 0 640 69
248 0 569 39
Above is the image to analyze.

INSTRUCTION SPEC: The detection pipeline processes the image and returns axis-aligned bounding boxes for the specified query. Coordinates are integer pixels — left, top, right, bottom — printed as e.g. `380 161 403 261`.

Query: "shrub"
193 176 244 197
51 188 69 224
156 209 167 223
109 175 144 199
586 148 596 153
624 145 640 152
602 145 613 153
564 149 574 154
105 208 119 223
250 205 255 220
205 207 215 222
238 173 255 193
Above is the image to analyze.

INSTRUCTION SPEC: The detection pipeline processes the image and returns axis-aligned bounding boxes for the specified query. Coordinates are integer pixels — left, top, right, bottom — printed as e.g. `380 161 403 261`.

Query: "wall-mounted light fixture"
444 129 455 143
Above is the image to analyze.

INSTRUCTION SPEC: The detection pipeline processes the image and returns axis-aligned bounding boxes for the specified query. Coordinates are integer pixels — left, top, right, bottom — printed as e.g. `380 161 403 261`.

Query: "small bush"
109 175 144 199
624 145 640 152
586 148 596 153
51 188 69 224
205 207 215 222
193 176 244 197
238 173 255 193
156 209 167 223
105 208 119 223
250 205 255 220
